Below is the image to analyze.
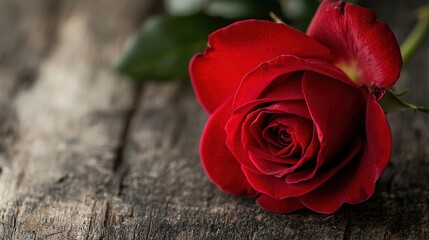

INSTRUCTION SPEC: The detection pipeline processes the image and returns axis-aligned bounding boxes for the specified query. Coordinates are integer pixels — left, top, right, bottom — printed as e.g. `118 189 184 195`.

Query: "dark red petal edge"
200 97 256 196
257 194 304 213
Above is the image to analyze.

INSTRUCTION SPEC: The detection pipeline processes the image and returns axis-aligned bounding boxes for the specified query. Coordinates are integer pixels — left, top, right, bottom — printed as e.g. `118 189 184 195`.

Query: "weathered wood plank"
0 0 428 239
116 0 429 239
0 0 153 239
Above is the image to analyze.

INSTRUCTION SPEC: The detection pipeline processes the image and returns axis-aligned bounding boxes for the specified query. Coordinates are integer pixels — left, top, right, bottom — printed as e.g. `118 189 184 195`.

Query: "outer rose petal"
362 94 392 179
307 0 402 89
200 98 256 196
232 55 356 110
298 94 391 214
190 20 333 113
297 71 366 183
256 195 304 213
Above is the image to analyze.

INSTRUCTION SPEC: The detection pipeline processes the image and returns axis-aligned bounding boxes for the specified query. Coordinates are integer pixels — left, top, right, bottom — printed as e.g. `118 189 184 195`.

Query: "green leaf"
205 0 281 20
379 89 429 113
113 14 229 81
165 0 208 16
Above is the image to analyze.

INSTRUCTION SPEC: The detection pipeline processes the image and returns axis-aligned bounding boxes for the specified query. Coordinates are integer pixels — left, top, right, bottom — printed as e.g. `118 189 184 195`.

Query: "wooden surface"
0 0 428 239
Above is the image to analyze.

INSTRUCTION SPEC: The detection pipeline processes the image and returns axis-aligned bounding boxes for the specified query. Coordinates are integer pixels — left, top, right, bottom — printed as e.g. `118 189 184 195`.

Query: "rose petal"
259 72 304 100
190 20 333 113
242 136 361 199
275 115 313 151
307 0 401 88
242 112 296 174
233 55 356 110
247 110 269 150
226 55 351 177
263 123 287 149
256 194 304 214
275 142 301 158
248 152 291 176
362 95 392 179
227 101 311 174
200 98 256 196
298 94 391 214
297 71 366 182
272 128 320 178
243 111 299 166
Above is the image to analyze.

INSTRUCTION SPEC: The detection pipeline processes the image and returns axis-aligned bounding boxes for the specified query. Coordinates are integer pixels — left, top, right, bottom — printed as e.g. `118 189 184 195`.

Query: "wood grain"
0 0 152 238
0 0 428 239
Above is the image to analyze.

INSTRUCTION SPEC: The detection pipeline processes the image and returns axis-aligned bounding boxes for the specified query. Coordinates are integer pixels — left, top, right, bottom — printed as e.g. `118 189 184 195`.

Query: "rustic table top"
0 0 428 239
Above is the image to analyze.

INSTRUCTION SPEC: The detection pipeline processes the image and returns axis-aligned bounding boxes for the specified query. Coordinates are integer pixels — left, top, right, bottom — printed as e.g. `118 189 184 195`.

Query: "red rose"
190 0 402 213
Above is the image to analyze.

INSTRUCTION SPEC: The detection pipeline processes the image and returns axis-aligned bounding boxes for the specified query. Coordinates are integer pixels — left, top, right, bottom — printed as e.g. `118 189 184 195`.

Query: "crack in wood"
111 85 144 198
85 201 97 240
103 201 110 229
342 211 352 240
56 174 70 184
145 213 153 240
44 231 63 239
113 85 143 173
12 199 23 239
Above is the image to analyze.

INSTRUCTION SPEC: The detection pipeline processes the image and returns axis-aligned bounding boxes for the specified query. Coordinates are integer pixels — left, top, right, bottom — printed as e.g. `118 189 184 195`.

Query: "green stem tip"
400 4 429 64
